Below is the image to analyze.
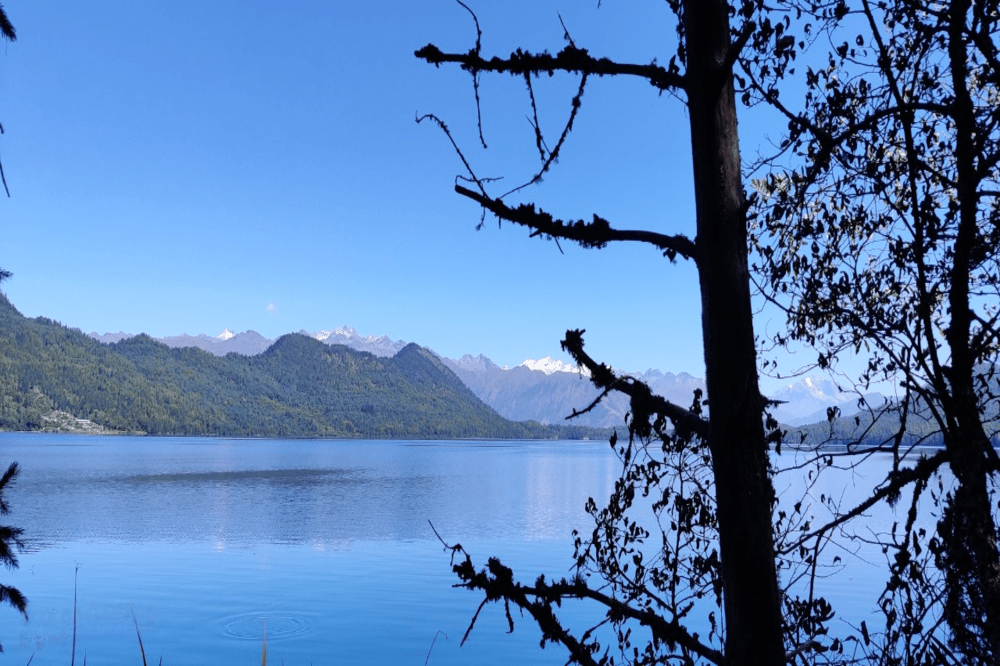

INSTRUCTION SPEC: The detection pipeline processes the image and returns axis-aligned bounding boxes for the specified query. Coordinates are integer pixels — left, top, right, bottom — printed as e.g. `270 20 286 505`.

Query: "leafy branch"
430 521 723 666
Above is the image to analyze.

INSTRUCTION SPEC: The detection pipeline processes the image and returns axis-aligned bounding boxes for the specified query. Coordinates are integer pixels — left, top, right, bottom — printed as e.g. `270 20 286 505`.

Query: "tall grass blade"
71 565 79 666
261 619 267 666
133 616 147 666
425 630 448 666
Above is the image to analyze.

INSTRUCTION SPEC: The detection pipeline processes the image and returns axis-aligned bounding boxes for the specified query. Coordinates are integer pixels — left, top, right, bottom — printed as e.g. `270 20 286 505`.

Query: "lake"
0 434 931 664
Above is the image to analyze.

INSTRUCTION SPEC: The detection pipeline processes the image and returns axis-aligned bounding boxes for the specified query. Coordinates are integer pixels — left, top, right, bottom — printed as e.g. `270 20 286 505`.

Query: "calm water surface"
0 435 622 665
0 434 925 664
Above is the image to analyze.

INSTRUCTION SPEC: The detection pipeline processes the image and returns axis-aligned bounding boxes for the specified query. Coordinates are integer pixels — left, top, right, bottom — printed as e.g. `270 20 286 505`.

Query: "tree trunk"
941 1 1000 660
682 2 786 664
941 414 1000 662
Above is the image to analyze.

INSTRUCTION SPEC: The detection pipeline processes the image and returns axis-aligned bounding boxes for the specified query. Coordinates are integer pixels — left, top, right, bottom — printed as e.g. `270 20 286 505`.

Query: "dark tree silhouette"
0 4 26 629
746 0 1000 662
0 1 13 199
0 460 26 651
418 2 791 664
0 3 14 42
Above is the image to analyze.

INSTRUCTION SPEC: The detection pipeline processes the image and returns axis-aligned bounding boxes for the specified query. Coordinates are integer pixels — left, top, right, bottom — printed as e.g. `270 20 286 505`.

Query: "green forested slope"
0 294 603 439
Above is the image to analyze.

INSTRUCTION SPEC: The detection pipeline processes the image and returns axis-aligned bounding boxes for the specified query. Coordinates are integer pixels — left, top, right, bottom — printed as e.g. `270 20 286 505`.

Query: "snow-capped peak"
313 326 358 342
518 357 589 376
217 329 236 341
778 376 840 401
305 326 407 358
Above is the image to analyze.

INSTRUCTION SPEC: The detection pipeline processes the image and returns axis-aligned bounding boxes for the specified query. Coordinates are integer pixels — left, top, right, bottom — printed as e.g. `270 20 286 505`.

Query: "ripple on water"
221 612 311 641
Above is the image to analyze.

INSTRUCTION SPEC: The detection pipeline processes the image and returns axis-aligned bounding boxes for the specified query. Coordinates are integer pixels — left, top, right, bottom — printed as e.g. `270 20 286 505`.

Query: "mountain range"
86 325 878 430
768 376 883 426
89 326 407 360
442 354 707 428
0 295 603 439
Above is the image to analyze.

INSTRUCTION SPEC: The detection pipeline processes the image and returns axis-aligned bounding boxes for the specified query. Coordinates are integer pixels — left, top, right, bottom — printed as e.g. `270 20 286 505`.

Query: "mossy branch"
561 329 709 441
415 43 686 92
455 185 698 262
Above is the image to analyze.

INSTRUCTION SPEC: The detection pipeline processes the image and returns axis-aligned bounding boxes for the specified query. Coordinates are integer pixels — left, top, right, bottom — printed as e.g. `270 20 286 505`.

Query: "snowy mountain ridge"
306 327 407 357
517 356 591 377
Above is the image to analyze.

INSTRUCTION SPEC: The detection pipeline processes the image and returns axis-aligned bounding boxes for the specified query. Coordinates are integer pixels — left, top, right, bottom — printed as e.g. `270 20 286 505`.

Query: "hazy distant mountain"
153 330 275 357
768 376 884 426
89 325 406 358
89 331 134 344
442 354 885 431
304 326 408 357
442 355 705 428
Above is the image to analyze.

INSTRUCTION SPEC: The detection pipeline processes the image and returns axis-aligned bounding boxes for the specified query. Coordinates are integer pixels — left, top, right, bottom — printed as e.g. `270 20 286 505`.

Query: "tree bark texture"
682 2 786 664
941 2 1000 659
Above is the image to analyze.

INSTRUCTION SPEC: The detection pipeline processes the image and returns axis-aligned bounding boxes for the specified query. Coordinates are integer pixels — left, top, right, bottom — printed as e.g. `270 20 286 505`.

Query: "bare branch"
725 19 756 72
557 12 576 48
561 328 709 441
523 74 545 163
415 43 686 93
455 185 699 262
521 576 724 664
452 552 723 665
0 152 9 198
502 72 589 199
566 384 614 421
416 114 488 196
0 121 8 198
453 0 487 148
777 449 948 556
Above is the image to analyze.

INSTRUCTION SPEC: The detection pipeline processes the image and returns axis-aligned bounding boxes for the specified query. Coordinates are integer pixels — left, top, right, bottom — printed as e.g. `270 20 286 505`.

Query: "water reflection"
3 435 616 549
0 435 620 666
0 434 942 665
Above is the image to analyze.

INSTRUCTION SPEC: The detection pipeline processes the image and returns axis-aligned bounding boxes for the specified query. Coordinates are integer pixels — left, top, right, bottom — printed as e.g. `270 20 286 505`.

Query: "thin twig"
558 12 576 48
424 630 448 666
415 114 486 196
453 1 487 148
524 74 545 162
502 73 589 199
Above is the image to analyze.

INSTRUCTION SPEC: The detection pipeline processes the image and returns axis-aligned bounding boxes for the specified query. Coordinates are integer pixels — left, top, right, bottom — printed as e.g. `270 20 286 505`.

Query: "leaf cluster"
746 1 1000 661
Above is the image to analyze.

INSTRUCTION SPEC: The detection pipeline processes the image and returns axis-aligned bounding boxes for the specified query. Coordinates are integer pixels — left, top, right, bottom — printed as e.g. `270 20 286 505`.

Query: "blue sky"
0 1 755 380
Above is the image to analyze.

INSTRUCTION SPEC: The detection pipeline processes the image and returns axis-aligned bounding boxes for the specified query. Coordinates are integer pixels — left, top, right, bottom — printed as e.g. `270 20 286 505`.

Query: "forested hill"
0 295 604 439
